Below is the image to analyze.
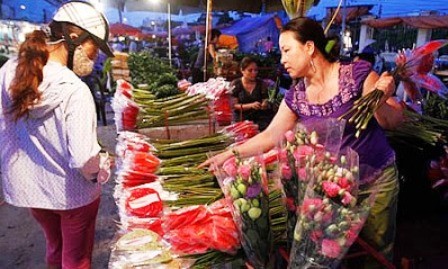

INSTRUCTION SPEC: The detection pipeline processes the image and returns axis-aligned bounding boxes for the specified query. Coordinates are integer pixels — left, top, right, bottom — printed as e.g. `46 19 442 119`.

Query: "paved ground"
1 111 448 269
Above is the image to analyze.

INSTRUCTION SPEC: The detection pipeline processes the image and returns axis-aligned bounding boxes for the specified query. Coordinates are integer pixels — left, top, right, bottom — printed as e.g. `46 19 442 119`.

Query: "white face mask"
72 45 94 77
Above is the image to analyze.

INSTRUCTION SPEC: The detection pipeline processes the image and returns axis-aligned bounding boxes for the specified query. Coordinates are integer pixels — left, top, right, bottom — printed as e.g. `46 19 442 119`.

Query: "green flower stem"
156 144 228 158
160 153 208 167
156 134 230 151
157 165 207 175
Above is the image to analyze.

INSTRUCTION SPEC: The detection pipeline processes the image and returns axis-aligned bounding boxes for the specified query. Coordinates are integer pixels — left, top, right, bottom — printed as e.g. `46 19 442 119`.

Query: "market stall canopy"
110 23 143 37
118 0 284 13
326 5 373 24
219 15 281 53
363 15 448 29
172 25 194 36
307 0 448 20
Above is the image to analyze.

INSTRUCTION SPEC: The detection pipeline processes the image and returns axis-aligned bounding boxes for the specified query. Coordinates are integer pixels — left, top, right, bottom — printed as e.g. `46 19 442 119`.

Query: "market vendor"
202 17 403 269
192 29 221 83
231 56 274 131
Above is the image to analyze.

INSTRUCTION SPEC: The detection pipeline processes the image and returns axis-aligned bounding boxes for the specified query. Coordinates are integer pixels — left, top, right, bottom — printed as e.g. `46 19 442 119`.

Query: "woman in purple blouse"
202 17 404 268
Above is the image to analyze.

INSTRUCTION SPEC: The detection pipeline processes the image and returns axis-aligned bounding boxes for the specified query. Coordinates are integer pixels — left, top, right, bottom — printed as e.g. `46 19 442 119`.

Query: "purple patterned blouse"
285 60 395 184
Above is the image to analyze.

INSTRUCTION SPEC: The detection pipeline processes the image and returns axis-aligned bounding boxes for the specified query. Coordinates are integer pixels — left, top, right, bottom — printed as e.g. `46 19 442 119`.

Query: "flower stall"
106 38 448 268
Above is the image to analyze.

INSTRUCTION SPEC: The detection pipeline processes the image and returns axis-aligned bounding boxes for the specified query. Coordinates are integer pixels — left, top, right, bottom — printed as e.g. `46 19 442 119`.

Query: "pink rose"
285 130 295 142
322 181 341 198
238 164 251 180
222 157 237 177
293 145 314 162
342 191 354 206
298 168 307 181
281 163 292 180
321 239 342 258
302 198 323 214
338 177 351 189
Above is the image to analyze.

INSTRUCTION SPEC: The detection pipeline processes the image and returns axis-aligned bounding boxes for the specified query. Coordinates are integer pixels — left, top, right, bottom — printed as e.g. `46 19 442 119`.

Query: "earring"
310 59 316 73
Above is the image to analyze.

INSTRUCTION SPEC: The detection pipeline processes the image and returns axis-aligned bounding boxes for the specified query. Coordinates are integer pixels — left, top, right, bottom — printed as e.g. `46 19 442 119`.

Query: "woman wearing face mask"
0 1 114 268
201 17 403 269
231 56 274 131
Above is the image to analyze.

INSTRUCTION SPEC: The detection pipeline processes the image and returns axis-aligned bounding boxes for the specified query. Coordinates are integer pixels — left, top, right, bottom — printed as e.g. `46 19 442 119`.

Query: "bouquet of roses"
217 153 273 268
279 119 346 250
288 148 376 269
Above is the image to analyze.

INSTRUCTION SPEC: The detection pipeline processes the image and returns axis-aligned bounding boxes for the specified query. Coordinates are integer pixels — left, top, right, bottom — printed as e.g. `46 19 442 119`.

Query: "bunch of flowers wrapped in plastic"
287 135 375 268
279 119 345 250
217 153 273 268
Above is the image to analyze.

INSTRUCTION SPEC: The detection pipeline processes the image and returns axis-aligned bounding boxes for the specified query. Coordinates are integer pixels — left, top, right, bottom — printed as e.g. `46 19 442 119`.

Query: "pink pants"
30 198 100 269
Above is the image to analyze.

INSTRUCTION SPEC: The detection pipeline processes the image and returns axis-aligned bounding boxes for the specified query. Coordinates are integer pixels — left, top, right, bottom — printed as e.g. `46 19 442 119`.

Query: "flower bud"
241 203 251 213
337 237 347 247
325 224 338 235
233 199 242 209
310 131 318 145
314 211 323 222
248 207 262 220
251 198 260 207
230 186 241 199
340 155 347 165
237 184 247 196
338 221 349 231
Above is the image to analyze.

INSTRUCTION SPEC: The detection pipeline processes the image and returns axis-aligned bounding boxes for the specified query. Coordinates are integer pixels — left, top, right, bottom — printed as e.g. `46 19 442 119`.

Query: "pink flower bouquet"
218 153 272 268
280 119 346 250
288 150 376 269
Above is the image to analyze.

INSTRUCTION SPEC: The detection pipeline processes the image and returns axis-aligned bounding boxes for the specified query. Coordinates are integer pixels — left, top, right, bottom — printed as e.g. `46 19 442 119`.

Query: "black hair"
211 29 221 39
240 56 258 70
281 17 340 63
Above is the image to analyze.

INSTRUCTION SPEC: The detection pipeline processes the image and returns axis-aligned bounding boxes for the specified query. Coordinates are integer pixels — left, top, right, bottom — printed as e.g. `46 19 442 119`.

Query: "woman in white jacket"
0 1 113 268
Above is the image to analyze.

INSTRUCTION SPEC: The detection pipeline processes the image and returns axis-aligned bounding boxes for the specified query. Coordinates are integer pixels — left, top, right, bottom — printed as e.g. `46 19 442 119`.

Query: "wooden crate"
138 123 217 141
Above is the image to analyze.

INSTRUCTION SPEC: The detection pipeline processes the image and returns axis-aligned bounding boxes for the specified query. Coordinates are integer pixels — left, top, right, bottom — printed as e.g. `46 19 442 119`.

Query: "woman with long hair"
0 1 114 268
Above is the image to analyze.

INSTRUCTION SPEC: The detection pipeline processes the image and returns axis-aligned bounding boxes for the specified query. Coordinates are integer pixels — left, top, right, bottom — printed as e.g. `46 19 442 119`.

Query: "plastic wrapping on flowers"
279 119 346 251
215 153 273 268
112 80 140 131
186 77 234 127
162 199 240 255
287 145 377 269
108 228 195 268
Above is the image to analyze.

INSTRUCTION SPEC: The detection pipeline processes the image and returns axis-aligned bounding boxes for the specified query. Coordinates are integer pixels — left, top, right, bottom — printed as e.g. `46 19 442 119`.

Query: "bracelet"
240 104 243 111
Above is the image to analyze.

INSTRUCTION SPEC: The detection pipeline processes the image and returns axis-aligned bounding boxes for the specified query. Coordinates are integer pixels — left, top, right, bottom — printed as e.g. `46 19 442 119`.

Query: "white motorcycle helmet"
52 1 114 68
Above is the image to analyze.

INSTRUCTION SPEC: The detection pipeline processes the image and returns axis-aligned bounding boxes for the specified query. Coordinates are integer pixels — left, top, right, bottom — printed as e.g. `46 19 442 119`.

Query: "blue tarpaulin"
220 15 280 53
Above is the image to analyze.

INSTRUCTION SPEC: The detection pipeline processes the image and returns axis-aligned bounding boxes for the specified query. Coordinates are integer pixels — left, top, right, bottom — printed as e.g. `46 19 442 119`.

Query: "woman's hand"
375 72 395 101
251 101 262 110
198 150 232 170
261 100 269 110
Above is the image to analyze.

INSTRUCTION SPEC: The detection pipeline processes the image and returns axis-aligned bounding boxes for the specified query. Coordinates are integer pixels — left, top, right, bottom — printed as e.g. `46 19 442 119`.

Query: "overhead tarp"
363 15 448 29
119 0 284 13
308 0 448 21
325 5 373 24
219 15 281 53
